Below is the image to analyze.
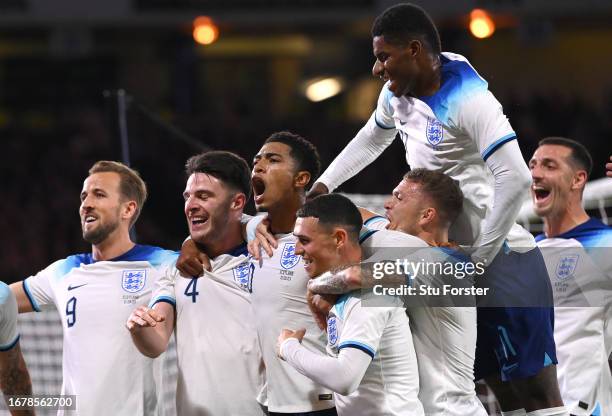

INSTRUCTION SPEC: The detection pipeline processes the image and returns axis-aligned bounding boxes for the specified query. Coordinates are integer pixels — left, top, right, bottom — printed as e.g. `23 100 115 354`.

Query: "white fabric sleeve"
363 215 389 231
337 299 390 357
246 214 268 243
280 338 371 395
23 259 66 311
0 282 19 350
477 140 531 255
149 263 178 309
456 90 516 159
317 111 397 192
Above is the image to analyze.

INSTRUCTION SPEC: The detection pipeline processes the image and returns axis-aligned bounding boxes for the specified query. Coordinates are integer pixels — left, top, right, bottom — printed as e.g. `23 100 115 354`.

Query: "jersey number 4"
184 278 199 303
66 297 77 328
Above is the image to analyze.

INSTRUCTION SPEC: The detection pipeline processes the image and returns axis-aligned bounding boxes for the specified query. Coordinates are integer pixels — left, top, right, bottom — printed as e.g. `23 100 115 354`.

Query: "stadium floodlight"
469 9 495 39
193 16 219 45
303 77 344 102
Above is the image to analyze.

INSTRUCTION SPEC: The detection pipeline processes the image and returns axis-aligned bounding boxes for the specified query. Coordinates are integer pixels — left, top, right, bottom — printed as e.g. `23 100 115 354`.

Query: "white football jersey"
326 293 423 415
250 233 334 413
150 243 266 416
359 227 486 415
368 52 534 248
536 218 612 416
0 281 19 350
23 245 177 416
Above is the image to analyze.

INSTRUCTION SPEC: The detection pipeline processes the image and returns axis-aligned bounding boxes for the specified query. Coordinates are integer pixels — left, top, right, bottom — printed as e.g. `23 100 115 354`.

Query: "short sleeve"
23 258 70 311
456 90 516 161
0 282 19 350
149 264 178 309
337 298 390 359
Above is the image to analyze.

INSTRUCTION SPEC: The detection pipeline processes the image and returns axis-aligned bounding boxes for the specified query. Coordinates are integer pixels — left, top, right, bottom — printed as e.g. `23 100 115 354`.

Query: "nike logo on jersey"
67 283 88 291
399 120 407 125
501 362 518 375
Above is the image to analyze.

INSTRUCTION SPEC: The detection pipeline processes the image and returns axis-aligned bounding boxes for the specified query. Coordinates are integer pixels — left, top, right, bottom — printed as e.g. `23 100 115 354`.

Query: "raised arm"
314 110 397 194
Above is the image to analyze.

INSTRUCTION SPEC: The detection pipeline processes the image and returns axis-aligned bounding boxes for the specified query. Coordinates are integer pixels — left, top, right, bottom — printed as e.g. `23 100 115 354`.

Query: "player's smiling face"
252 142 299 212
384 179 426 235
183 173 234 245
529 144 579 218
372 35 418 98
294 217 341 278
79 172 124 245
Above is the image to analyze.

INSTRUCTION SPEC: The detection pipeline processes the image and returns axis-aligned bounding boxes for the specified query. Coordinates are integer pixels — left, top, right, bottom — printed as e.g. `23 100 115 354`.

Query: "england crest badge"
233 262 254 292
122 269 146 293
555 255 579 280
425 117 443 146
327 316 338 346
280 242 300 270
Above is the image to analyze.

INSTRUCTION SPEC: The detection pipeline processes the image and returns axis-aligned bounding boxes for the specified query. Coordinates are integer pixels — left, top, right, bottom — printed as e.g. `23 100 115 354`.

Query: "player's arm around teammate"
0 282 34 416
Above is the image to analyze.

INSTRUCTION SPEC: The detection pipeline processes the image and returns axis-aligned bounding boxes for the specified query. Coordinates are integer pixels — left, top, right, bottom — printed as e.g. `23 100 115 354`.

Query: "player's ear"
571 170 588 191
230 192 246 211
294 170 311 190
407 39 422 58
333 227 348 249
419 207 436 226
122 200 138 222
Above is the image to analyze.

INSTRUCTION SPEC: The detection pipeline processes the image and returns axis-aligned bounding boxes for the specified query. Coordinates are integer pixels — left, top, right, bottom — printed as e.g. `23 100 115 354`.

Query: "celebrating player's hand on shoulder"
606 155 612 177
176 238 211 277
126 306 165 332
276 328 306 359
248 217 277 260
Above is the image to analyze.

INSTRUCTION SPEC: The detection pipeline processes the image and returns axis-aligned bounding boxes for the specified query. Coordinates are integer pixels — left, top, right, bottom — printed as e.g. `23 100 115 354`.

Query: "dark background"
1 0 611 281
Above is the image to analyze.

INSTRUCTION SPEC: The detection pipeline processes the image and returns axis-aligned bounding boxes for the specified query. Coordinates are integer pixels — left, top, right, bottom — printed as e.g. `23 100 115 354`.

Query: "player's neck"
267 195 304 234
543 204 589 238
198 224 244 259
414 54 442 97
413 227 448 247
91 229 135 261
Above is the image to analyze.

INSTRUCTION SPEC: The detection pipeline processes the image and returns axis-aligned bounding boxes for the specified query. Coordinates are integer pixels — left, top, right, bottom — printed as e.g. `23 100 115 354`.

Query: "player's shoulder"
117 245 179 268
536 218 612 248
419 52 489 125
39 253 94 280
331 292 361 320
439 52 488 92
360 228 428 248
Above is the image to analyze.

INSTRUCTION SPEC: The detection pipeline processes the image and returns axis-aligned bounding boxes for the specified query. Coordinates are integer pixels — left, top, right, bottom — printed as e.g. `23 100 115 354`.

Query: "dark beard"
83 219 119 245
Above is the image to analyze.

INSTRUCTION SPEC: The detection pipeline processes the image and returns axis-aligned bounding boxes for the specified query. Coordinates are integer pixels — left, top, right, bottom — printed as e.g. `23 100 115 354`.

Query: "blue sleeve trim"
363 215 386 227
359 229 378 244
22 280 41 312
374 112 395 130
0 335 19 352
481 134 516 161
149 296 176 310
338 341 375 359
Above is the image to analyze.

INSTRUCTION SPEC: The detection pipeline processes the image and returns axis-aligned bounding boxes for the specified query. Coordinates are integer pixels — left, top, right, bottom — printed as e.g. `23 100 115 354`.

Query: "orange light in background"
193 16 219 45
469 9 495 39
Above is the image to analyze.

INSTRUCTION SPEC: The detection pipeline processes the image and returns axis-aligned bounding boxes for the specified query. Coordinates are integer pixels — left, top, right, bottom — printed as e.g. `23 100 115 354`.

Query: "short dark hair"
538 137 593 178
185 150 252 199
371 3 442 54
264 131 321 189
89 161 147 228
297 194 362 242
403 168 463 226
